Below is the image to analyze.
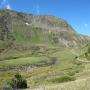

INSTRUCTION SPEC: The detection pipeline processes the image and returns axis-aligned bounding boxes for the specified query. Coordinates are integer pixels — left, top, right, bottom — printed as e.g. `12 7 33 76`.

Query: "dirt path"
77 58 90 63
26 77 90 90
70 49 90 63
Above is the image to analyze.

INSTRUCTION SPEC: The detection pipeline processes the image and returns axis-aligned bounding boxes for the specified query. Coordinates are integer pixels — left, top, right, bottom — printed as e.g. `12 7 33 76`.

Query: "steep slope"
0 9 90 89
0 9 89 51
0 9 90 60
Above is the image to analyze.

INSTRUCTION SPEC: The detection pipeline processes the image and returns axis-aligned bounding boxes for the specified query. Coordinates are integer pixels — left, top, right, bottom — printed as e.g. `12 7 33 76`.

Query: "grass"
0 46 88 89
28 77 90 90
47 75 75 83
0 56 49 68
18 48 84 88
0 9 90 90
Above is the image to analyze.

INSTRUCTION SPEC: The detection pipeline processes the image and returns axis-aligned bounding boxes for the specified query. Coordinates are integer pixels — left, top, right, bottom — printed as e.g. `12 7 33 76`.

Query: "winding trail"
24 49 90 90
70 49 90 63
26 77 90 90
77 58 90 63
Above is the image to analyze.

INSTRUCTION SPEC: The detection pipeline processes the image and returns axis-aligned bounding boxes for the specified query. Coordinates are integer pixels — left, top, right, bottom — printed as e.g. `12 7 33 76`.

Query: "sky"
0 0 90 36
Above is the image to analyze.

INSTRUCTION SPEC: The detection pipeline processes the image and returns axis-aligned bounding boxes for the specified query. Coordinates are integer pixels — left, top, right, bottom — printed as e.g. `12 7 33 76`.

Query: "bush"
75 56 78 59
8 73 27 89
85 52 88 57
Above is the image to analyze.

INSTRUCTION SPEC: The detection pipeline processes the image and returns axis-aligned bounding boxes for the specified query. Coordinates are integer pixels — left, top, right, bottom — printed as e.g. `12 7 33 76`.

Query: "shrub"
8 73 27 89
75 56 78 59
85 52 88 57
53 37 59 43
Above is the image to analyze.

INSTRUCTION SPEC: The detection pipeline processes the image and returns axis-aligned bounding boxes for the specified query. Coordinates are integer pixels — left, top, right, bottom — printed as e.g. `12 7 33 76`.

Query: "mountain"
0 9 90 61
0 9 90 89
0 9 90 51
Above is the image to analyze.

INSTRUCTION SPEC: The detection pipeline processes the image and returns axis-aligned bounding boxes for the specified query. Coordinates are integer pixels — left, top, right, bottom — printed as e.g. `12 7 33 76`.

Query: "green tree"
8 73 27 89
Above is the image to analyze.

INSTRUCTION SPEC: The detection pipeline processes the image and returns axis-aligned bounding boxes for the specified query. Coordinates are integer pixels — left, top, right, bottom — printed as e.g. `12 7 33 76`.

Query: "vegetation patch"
48 75 76 83
7 73 27 89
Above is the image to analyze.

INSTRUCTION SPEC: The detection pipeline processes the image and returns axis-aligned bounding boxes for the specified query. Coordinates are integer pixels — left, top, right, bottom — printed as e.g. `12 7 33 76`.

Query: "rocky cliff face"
0 9 90 51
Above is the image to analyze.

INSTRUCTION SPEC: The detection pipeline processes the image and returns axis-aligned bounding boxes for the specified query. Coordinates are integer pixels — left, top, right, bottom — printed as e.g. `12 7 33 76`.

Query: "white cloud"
36 5 40 14
0 0 12 10
84 24 88 27
6 4 11 10
3 0 6 2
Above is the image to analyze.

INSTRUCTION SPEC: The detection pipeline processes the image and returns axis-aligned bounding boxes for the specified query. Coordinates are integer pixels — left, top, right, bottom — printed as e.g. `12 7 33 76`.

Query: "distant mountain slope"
0 9 90 54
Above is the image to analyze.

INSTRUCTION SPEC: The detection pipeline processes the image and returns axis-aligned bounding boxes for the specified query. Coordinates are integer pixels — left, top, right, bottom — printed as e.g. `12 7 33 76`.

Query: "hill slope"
0 9 90 89
0 9 90 51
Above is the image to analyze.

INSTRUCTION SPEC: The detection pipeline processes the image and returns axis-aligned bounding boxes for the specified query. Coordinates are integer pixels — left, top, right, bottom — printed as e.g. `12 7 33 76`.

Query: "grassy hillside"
29 77 90 90
0 47 85 89
0 9 90 89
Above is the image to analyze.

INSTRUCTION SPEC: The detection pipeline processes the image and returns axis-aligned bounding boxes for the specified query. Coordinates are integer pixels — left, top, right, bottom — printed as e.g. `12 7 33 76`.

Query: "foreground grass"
0 47 87 88
0 56 48 67
28 77 90 90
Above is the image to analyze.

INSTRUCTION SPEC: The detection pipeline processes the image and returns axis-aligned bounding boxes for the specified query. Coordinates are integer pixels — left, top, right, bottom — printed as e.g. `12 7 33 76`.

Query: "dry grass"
26 77 90 90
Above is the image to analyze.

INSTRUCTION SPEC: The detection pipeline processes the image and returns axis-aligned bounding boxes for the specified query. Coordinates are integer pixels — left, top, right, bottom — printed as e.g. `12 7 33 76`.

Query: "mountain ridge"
0 9 90 52
0 9 90 89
